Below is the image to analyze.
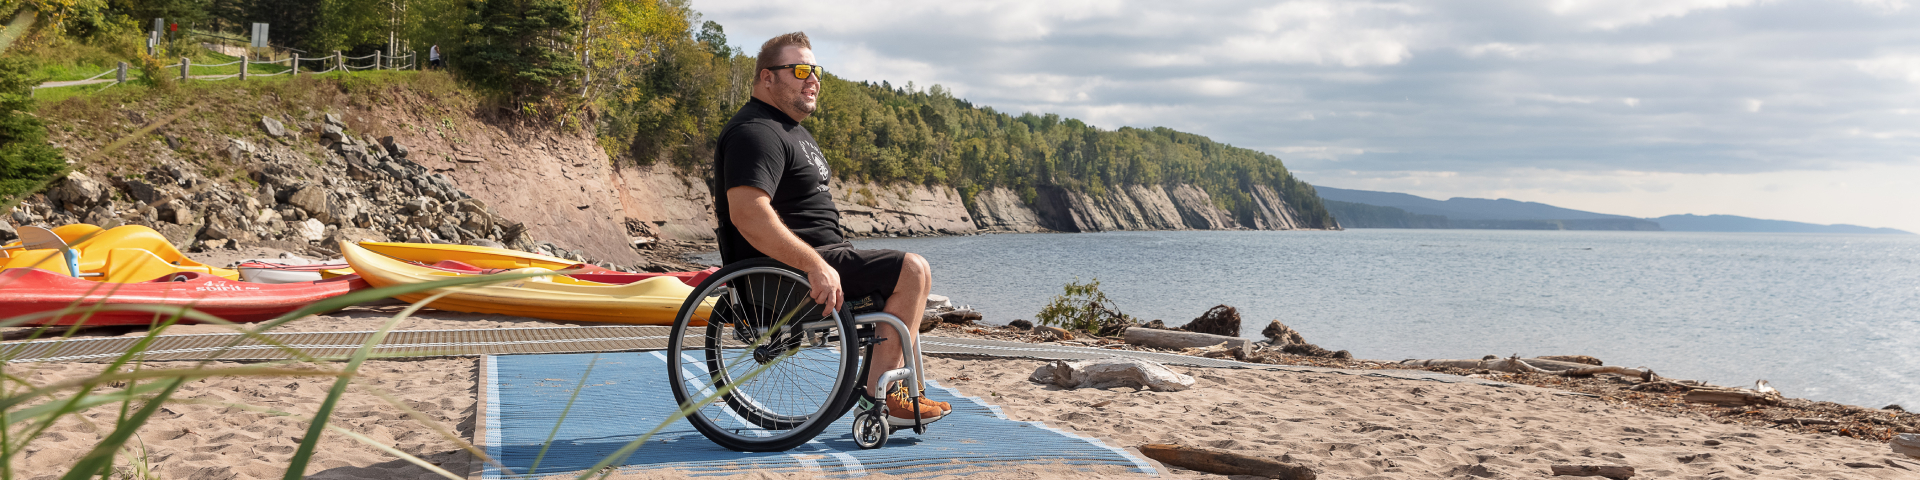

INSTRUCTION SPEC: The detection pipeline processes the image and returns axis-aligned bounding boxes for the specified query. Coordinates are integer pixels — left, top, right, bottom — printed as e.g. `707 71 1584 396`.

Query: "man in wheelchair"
712 31 950 426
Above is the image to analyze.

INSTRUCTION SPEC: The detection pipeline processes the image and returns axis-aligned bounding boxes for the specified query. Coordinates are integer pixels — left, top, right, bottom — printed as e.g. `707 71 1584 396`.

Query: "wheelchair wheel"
667 258 860 452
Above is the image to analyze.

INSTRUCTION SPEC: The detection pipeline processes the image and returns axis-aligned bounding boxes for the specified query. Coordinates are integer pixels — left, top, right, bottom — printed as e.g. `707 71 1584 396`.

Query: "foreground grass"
1 267 789 479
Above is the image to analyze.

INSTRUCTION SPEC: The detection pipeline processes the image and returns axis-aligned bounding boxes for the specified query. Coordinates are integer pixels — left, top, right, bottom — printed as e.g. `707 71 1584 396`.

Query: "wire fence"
33 49 421 92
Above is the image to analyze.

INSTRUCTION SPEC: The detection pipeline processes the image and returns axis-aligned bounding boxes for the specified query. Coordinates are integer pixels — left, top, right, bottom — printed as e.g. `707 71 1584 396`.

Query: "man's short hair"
756 32 812 72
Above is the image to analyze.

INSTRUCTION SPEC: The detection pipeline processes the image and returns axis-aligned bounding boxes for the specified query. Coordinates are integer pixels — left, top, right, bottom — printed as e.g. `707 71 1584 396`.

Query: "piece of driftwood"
1893 433 1920 458
1397 357 1655 380
1123 327 1252 354
1537 355 1603 366
1774 417 1838 426
1550 464 1635 479
1138 444 1316 479
1034 325 1074 341
1179 341 1247 361
1683 388 1780 407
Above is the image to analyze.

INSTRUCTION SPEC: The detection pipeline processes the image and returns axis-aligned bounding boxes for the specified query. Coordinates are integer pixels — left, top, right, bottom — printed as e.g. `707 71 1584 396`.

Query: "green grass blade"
55 377 184 480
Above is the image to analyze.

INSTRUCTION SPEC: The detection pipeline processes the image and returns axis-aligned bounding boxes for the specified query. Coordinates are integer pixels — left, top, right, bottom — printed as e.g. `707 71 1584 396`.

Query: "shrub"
1035 278 1135 335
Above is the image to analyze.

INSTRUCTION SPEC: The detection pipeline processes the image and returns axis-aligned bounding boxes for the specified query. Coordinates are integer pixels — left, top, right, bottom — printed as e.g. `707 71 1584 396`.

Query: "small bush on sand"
1036 278 1136 335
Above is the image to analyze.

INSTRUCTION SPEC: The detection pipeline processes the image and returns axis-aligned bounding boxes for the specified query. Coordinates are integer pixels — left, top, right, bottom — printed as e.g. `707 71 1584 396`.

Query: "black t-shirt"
713 97 842 264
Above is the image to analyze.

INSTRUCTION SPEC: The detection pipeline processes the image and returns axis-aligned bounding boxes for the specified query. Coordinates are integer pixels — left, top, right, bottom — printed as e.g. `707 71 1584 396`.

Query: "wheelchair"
666 258 935 452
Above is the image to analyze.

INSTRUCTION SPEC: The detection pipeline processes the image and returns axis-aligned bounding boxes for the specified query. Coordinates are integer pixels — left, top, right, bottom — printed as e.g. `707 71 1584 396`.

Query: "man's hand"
728 185 844 313
806 266 843 314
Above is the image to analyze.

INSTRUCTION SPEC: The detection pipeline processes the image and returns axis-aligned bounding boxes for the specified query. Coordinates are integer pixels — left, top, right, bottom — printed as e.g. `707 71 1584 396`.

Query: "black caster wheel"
912 423 927 435
853 410 889 449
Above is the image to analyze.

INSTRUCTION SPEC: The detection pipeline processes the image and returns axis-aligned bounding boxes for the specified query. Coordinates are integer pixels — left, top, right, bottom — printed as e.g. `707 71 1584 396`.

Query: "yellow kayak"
358 241 580 270
341 242 711 324
1 224 238 282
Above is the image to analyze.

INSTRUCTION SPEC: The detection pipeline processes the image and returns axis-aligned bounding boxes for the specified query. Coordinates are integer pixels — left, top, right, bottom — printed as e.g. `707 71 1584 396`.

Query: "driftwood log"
1034 325 1074 341
1395 356 1655 380
1683 388 1781 407
1138 444 1316 479
1893 434 1920 459
1550 464 1635 479
1124 327 1252 355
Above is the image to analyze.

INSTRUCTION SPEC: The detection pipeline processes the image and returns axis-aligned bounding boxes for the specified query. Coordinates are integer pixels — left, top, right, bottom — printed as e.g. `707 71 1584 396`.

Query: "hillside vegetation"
3 0 1333 229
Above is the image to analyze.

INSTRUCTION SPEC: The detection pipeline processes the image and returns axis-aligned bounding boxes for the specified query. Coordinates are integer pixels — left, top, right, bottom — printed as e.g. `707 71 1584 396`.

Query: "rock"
52 172 108 212
324 113 344 127
1894 433 1920 459
466 238 505 249
1261 320 1305 345
1029 357 1194 392
293 218 327 242
1142 319 1167 329
1124 328 1253 356
84 206 122 228
1550 464 1635 479
925 294 952 310
227 138 256 160
1007 319 1033 330
323 227 388 248
321 124 346 142
917 316 941 333
122 179 161 204
1278 343 1343 358
379 136 408 158
1183 305 1240 337
286 185 333 223
0 220 14 243
261 116 288 137
1138 444 1318 480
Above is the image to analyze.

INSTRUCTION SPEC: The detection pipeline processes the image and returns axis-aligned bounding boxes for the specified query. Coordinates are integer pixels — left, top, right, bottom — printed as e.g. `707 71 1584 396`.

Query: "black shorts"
815 242 904 301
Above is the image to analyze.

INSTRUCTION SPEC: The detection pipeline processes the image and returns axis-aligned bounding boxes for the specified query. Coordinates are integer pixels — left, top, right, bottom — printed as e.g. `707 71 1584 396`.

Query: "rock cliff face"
21 82 1323 266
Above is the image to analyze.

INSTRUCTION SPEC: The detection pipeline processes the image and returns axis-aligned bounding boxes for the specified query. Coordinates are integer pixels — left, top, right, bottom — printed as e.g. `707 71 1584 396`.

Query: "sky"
691 0 1920 233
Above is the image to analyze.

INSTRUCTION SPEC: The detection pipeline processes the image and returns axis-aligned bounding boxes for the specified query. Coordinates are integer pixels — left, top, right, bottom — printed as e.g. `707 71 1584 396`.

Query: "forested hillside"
6 0 1333 230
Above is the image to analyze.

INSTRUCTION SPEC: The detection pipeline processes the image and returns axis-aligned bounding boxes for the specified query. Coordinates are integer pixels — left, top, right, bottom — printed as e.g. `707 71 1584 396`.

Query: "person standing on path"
430 44 442 69
711 31 949 425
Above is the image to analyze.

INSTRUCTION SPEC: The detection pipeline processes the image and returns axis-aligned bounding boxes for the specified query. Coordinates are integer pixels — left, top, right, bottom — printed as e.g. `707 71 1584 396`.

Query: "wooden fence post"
180 57 190 80
239 55 249 80
292 53 300 75
377 50 385 70
335 51 343 73
117 62 128 83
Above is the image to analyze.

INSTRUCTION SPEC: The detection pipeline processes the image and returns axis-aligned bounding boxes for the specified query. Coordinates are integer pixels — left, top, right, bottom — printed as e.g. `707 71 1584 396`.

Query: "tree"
0 58 69 207
455 0 584 111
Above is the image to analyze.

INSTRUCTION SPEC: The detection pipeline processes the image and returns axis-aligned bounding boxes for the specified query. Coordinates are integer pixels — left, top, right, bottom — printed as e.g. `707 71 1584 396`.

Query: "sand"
8 313 1920 479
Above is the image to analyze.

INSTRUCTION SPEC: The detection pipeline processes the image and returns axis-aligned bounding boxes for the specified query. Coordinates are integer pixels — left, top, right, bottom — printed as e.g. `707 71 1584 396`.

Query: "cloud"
692 0 1920 230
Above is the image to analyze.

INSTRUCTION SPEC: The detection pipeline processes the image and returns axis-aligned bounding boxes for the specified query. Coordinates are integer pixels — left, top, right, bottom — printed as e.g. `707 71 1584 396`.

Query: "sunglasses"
767 63 824 80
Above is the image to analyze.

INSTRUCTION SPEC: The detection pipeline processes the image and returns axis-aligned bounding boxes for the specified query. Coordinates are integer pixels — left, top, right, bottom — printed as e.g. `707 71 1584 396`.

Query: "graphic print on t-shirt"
801 140 830 192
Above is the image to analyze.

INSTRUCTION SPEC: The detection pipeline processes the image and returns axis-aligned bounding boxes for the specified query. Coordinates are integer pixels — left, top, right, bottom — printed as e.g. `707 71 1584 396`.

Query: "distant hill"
1317 187 1910 234
1315 186 1632 221
1653 214 1912 234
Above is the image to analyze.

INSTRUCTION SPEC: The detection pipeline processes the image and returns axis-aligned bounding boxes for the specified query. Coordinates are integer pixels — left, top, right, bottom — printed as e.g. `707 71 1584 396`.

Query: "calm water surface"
790 229 1919 408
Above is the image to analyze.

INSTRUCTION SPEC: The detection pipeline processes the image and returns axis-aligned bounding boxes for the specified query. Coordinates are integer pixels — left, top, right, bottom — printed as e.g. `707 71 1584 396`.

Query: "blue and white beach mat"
481 352 1158 479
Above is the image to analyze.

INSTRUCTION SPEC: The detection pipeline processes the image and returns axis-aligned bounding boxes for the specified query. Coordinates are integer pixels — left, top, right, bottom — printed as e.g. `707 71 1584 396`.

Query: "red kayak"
417 260 716 286
0 268 368 326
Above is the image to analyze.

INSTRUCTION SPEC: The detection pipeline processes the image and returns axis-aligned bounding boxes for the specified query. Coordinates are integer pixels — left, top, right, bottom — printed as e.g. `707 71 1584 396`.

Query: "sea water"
790 229 1919 409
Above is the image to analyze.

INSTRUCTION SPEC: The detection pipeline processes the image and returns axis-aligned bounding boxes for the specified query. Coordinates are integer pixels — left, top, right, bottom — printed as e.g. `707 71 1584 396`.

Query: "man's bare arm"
727 186 843 312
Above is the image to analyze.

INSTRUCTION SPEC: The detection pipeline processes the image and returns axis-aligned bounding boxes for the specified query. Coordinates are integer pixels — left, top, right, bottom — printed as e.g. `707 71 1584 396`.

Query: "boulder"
1007 319 1033 330
293 218 327 242
52 172 108 212
323 227 388 247
1183 305 1240 337
1029 357 1194 392
0 219 14 243
324 113 344 127
282 185 332 224
379 136 409 158
261 116 288 137
925 294 952 310
321 124 346 142
122 179 161 204
226 138 256 160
